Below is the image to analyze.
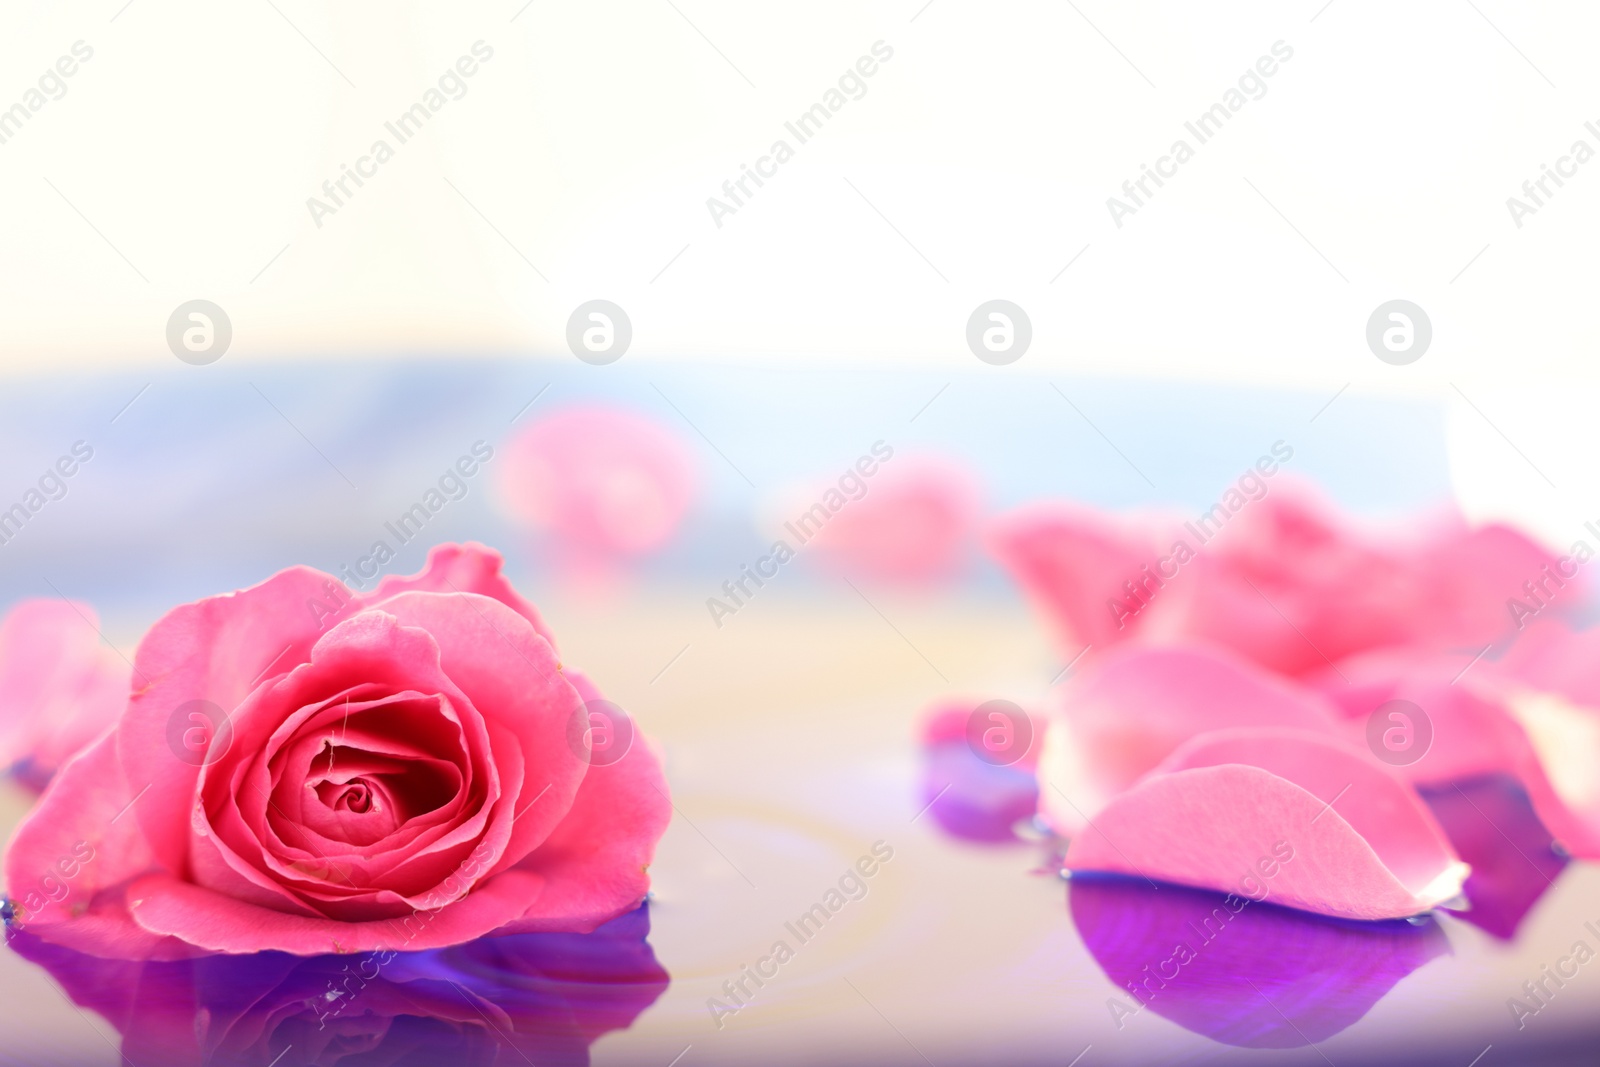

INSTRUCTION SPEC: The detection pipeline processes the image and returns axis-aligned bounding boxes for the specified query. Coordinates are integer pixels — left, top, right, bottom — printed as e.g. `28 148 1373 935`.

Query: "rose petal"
375 591 589 879
992 483 1579 677
1419 523 1587 649
499 671 672 934
354 541 556 648
1037 644 1340 834
1063 730 1468 920
126 869 547 955
2 729 187 959
1498 617 1600 703
1313 643 1600 860
118 566 350 874
247 686 480 878
1170 489 1422 675
1313 648 1528 783
988 504 1161 654
196 612 519 919
0 599 129 787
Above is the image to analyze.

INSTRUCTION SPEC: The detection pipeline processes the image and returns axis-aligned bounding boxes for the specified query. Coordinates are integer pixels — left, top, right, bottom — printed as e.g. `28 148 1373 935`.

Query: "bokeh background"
5 1 1600 1064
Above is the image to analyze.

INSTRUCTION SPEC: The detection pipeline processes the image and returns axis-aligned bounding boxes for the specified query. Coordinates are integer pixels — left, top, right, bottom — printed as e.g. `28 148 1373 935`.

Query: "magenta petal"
921 741 1039 844
1062 730 1468 920
10 905 668 1066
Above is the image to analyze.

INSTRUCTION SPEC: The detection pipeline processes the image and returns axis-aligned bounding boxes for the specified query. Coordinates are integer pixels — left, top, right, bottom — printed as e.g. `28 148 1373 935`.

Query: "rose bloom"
807 456 980 585
496 406 696 568
2 543 670 959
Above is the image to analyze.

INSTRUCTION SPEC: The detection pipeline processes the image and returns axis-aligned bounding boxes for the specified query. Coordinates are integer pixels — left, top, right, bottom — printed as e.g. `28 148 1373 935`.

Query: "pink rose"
0 599 129 793
495 406 696 575
2 543 670 959
807 456 980 584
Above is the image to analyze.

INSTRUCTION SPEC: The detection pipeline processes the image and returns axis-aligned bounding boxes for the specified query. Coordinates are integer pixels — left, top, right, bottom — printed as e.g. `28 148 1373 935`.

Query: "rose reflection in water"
914 719 1557 1045
918 724 1569 932
1069 876 1450 1048
1422 774 1569 941
918 704 1039 844
8 904 667 1066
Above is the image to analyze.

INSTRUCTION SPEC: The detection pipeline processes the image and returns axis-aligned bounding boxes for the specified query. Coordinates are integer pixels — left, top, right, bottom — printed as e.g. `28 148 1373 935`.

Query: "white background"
0 0 1595 540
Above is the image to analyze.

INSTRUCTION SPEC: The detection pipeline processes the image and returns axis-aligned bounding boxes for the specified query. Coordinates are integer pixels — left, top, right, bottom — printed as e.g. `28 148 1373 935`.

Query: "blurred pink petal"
0 599 129 791
1035 645 1340 836
992 480 1579 676
1313 641 1600 860
987 503 1164 652
497 405 696 567
1163 489 1420 675
1491 624 1600 859
1417 522 1584 650
1497 616 1600 704
1314 647 1538 784
1063 730 1469 921
808 457 979 583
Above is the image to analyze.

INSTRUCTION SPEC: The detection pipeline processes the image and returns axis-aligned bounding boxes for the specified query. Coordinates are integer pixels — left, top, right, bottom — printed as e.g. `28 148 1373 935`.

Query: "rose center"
312 775 390 822
334 780 376 814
